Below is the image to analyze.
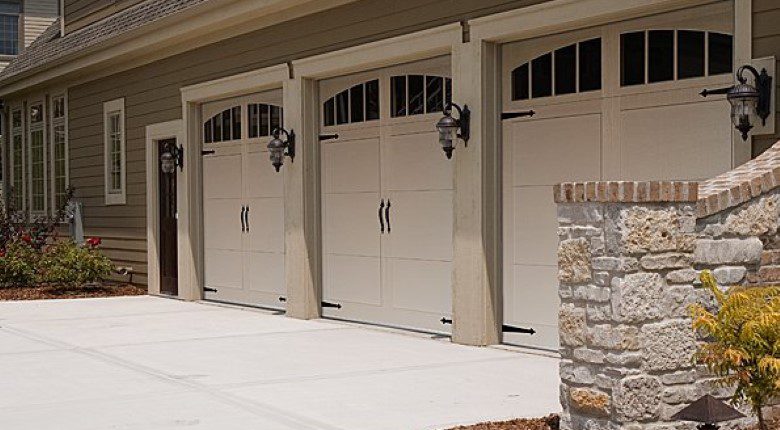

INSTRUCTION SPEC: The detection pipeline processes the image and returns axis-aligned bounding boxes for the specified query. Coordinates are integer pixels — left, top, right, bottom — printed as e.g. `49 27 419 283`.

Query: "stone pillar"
283 77 322 320
450 38 502 346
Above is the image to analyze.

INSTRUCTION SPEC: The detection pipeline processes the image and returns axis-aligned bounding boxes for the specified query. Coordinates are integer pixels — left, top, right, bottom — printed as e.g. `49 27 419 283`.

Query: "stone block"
613 272 664 323
559 238 592 283
592 257 639 272
758 266 780 283
694 238 763 265
620 207 680 253
558 204 603 225
761 249 780 265
569 388 611 418
560 303 587 347
573 285 611 302
661 370 698 385
587 304 612 322
662 385 702 405
560 361 595 385
573 347 606 364
724 195 779 237
588 324 640 350
666 268 698 284
662 285 698 319
640 253 692 270
641 320 697 372
605 352 643 367
614 375 662 422
713 266 747 285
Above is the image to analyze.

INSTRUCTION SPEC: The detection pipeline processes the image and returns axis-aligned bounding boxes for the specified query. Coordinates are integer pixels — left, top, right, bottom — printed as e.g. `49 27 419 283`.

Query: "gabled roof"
0 0 207 82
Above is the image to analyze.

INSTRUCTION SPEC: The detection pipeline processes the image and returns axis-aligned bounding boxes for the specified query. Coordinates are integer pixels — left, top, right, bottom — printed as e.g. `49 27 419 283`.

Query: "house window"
202 107 241 144
511 38 602 101
28 103 46 214
390 76 451 118
10 108 23 210
620 30 733 86
51 95 68 209
0 1 20 56
104 98 125 205
247 103 283 138
323 79 380 126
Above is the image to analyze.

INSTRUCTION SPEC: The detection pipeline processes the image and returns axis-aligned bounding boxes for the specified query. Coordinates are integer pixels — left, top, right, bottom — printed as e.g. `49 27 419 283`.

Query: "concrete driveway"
0 296 560 430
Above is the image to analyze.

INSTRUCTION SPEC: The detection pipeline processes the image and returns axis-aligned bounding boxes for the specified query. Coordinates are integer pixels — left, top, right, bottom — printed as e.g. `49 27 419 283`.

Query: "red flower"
21 234 32 243
86 237 102 248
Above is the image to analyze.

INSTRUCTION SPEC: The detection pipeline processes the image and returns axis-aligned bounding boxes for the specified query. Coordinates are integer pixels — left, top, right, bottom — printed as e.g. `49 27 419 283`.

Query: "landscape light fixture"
727 65 773 141
435 102 470 159
160 144 183 174
268 127 295 172
671 395 745 430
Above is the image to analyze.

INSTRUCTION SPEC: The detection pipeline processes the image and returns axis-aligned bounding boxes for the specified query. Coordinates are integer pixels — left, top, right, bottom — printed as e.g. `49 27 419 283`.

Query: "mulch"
0 283 146 301
446 415 559 430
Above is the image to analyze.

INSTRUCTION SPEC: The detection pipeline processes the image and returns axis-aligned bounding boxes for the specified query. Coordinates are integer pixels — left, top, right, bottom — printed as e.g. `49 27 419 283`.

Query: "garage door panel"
203 154 242 199
246 197 284 253
384 190 453 262
512 187 559 266
324 254 381 306
324 193 381 257
510 114 602 186
205 249 243 290
322 138 380 194
387 258 452 316
620 101 732 180
244 252 285 296
245 151 283 199
383 131 452 192
503 264 560 349
203 199 243 251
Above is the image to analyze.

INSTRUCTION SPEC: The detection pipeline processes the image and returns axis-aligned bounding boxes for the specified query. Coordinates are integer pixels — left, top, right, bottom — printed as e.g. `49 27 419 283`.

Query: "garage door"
502 3 734 349
320 56 454 334
202 90 286 309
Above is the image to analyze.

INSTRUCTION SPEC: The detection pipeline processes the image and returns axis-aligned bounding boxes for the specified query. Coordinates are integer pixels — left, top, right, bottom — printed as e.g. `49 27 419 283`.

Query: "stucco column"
451 39 502 346
283 77 322 320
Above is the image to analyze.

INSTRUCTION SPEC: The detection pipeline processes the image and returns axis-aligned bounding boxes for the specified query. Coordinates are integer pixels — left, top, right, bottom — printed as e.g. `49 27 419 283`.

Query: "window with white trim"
104 98 126 205
51 94 68 209
28 102 46 215
10 107 23 211
0 1 20 56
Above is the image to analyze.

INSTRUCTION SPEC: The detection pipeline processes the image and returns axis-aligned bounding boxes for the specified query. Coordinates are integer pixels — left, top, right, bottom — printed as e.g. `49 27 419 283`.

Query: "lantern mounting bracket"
738 65 773 126
447 102 471 146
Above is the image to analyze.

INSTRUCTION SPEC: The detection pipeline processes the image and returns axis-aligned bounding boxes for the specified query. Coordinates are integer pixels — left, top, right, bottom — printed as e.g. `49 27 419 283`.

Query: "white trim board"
145 119 184 297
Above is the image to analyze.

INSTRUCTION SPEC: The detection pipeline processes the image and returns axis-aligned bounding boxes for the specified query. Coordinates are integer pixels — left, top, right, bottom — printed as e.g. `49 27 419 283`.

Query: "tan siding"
23 0 59 47
752 0 780 156
64 0 145 33
50 0 552 285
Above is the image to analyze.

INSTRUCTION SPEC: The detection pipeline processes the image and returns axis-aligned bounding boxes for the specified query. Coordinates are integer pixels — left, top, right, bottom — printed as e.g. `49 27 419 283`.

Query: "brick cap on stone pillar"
555 140 780 219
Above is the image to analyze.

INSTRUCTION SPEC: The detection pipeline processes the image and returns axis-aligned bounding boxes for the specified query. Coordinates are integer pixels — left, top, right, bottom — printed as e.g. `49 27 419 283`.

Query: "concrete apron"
0 296 560 430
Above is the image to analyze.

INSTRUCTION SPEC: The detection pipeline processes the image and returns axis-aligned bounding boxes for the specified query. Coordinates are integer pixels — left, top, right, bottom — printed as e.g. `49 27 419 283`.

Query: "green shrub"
39 240 114 286
0 240 39 286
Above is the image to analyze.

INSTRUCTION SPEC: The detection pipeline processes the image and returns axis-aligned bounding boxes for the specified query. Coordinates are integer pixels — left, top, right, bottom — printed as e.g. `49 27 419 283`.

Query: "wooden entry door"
158 139 178 296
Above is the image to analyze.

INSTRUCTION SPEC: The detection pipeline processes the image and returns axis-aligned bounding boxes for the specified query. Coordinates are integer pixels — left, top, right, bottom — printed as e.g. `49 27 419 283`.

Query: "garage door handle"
245 206 250 233
240 206 246 232
379 200 385 233
385 200 391 233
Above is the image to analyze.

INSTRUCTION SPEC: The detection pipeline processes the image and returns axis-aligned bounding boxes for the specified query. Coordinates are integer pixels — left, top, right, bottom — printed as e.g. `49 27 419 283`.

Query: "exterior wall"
23 0 59 48
752 0 780 157
63 0 143 33
555 142 780 429
52 0 549 286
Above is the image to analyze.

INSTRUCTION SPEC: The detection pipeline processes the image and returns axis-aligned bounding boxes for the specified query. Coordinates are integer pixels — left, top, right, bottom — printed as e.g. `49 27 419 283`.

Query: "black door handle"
385 199 391 233
245 206 250 233
379 200 385 234
240 206 246 232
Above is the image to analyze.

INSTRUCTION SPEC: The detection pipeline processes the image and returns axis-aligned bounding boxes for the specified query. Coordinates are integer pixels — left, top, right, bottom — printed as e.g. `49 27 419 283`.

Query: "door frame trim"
145 119 184 296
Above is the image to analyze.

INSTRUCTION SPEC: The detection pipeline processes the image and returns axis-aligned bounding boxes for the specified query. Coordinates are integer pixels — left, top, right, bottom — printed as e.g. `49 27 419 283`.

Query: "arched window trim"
323 79 380 127
203 106 241 144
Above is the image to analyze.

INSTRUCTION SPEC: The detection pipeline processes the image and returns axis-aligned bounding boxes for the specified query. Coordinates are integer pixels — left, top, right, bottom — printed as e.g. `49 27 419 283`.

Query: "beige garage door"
202 90 287 310
320 56 454 334
502 3 734 350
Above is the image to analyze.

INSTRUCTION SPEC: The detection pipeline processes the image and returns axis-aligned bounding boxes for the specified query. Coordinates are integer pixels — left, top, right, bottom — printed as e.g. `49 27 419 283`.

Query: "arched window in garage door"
247 103 283 138
620 30 733 86
203 106 241 144
323 79 380 126
390 75 453 117
510 37 602 100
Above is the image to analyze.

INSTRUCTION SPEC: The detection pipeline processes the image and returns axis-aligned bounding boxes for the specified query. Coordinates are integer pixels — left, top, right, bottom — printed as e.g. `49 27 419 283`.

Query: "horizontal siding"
64 0 145 33
23 0 59 47
752 0 780 156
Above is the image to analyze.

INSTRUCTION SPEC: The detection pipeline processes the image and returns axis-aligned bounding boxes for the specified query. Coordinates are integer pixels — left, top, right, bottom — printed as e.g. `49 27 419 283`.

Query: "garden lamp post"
671 395 745 430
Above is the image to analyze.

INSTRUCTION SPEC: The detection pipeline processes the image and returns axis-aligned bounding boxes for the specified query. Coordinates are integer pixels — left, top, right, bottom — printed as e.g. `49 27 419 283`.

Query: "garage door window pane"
366 80 379 121
222 109 232 141
512 63 529 100
579 38 601 92
648 30 674 83
350 84 364 123
621 31 645 86
213 113 222 143
270 105 281 135
408 75 425 115
204 121 212 144
391 76 406 118
324 98 335 126
554 44 576 95
445 78 452 107
336 90 349 125
532 53 552 98
708 32 733 76
678 30 705 79
248 104 259 138
232 107 241 139
259 104 270 136
426 75 444 113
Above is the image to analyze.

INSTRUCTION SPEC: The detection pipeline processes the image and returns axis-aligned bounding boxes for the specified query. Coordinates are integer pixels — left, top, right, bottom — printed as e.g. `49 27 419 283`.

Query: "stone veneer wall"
554 142 780 430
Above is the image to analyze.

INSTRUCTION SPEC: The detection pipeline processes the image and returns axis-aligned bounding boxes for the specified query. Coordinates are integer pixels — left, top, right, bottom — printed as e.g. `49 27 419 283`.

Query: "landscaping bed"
0 283 146 301
446 415 559 430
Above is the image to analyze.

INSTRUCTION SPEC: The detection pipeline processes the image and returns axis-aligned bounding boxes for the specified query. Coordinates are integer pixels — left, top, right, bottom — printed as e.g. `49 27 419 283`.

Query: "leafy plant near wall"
689 271 780 430
38 239 113 286
0 186 75 252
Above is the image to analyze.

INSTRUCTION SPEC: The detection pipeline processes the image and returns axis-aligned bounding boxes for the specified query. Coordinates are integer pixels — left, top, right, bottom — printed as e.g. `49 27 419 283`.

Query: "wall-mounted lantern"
727 65 773 141
671 395 745 430
268 127 295 172
435 103 470 159
160 144 183 174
